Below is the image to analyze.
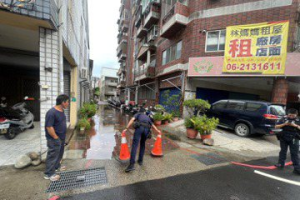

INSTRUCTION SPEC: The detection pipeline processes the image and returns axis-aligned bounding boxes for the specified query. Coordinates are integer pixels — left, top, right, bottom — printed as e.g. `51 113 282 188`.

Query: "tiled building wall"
39 28 60 152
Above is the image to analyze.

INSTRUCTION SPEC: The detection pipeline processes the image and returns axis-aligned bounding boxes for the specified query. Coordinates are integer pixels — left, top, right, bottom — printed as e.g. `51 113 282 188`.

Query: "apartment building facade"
117 0 300 112
100 67 118 101
0 0 91 152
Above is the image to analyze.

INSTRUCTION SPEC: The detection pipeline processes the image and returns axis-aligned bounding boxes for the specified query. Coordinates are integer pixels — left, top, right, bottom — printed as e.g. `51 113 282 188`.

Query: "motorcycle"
0 96 7 108
0 97 35 139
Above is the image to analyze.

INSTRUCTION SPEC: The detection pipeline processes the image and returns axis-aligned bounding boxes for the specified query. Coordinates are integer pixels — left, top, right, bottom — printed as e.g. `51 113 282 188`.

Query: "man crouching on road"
275 108 300 175
123 108 161 173
44 95 69 181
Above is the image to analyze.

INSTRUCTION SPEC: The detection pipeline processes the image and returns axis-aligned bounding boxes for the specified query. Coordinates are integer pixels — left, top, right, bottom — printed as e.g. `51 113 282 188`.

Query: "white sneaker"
50 174 61 181
44 174 61 181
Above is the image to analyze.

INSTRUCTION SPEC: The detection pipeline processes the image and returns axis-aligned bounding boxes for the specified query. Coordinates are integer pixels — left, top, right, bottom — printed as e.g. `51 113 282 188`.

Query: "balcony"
136 25 147 39
105 91 116 96
135 60 156 81
116 40 127 57
106 81 118 87
118 54 127 62
117 80 126 88
161 1 189 38
136 41 156 60
143 1 161 29
117 66 126 76
117 33 128 44
0 0 59 29
121 20 129 33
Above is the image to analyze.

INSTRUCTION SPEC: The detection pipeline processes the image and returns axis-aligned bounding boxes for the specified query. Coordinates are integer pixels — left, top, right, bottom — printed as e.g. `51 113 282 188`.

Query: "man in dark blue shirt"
275 108 300 175
123 108 161 172
44 95 69 181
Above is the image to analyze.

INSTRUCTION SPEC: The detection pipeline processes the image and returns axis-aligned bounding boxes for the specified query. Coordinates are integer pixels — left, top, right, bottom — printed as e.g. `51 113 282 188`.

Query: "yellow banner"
223 21 289 74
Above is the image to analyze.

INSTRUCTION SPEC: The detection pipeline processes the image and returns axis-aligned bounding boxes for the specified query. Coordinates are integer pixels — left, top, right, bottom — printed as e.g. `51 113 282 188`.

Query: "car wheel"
29 124 34 129
234 123 250 137
5 128 16 140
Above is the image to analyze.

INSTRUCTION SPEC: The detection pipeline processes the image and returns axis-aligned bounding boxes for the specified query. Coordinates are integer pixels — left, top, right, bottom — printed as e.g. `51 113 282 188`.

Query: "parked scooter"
0 96 7 108
0 97 35 139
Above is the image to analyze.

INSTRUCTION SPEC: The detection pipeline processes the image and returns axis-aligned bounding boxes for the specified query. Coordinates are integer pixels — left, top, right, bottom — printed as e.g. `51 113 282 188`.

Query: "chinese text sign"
223 21 289 74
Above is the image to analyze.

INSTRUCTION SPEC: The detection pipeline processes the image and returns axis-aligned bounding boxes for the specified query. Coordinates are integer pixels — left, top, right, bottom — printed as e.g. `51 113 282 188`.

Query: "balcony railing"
136 40 156 60
136 25 147 38
161 1 189 38
0 0 59 29
135 60 156 81
143 1 161 29
117 33 128 44
117 80 126 88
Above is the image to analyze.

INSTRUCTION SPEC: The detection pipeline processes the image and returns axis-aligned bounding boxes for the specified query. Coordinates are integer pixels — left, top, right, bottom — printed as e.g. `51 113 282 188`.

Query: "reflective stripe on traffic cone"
119 131 130 161
151 133 163 157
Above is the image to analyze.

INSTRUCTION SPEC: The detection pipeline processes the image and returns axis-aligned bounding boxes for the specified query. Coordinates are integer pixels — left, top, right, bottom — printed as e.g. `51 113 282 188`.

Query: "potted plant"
77 118 91 134
154 104 165 114
153 112 164 126
79 103 97 121
163 113 173 125
183 99 211 117
184 116 198 139
193 115 219 140
172 110 181 121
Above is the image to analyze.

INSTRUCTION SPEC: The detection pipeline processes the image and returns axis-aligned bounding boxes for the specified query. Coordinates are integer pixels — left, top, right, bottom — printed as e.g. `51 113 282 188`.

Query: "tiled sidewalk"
0 122 40 166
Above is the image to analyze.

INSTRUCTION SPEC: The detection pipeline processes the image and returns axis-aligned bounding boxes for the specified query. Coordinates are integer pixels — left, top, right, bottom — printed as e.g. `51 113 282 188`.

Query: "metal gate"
159 87 181 113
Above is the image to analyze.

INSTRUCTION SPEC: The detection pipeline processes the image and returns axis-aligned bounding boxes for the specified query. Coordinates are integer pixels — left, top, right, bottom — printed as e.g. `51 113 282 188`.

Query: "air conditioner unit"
80 69 88 79
148 25 159 42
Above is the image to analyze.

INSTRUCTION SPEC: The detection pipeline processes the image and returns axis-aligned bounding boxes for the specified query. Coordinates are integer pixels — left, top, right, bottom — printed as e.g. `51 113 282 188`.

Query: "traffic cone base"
119 131 130 161
151 134 163 157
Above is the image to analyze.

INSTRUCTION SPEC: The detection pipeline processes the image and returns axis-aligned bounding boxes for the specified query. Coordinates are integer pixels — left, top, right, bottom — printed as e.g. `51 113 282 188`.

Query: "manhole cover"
46 168 107 193
191 153 227 166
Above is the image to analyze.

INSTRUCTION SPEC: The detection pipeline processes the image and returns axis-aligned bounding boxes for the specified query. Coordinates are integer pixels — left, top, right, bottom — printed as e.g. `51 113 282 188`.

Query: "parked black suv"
207 100 286 137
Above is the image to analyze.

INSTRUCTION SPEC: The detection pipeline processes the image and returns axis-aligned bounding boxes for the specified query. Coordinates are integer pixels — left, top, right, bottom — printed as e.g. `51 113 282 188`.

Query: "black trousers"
278 138 300 170
130 126 150 165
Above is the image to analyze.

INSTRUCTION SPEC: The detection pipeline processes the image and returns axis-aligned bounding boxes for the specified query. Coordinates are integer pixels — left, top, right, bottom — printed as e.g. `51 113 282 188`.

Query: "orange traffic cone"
151 133 163 157
119 131 130 161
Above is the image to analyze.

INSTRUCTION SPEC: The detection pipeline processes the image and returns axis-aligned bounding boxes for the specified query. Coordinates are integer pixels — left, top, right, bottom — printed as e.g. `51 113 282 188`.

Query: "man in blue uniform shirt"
123 108 161 172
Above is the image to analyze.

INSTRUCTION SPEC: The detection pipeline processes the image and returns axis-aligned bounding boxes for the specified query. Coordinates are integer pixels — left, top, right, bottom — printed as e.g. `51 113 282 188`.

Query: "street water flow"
65 105 130 160
65 105 178 161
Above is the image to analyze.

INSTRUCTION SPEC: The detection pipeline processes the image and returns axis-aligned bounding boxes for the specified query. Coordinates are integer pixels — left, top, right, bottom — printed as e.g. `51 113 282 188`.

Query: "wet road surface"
62 157 300 200
65 105 179 160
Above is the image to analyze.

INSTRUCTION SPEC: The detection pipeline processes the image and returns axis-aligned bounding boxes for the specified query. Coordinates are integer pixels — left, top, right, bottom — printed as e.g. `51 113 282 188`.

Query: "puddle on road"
65 105 179 160
66 105 130 160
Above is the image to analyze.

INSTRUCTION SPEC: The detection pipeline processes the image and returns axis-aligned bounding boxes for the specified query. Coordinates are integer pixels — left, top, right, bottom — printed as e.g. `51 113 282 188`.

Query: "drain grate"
46 168 107 193
191 153 227 166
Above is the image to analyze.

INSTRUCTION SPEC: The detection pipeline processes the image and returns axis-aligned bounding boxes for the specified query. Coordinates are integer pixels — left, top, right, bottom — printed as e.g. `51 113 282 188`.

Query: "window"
162 41 182 65
212 101 227 110
176 41 182 59
245 103 263 112
206 30 226 52
269 105 285 116
227 101 245 111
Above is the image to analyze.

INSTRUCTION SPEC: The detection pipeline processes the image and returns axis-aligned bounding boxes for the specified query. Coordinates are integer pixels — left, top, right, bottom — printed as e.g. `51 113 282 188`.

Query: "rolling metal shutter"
64 72 71 122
